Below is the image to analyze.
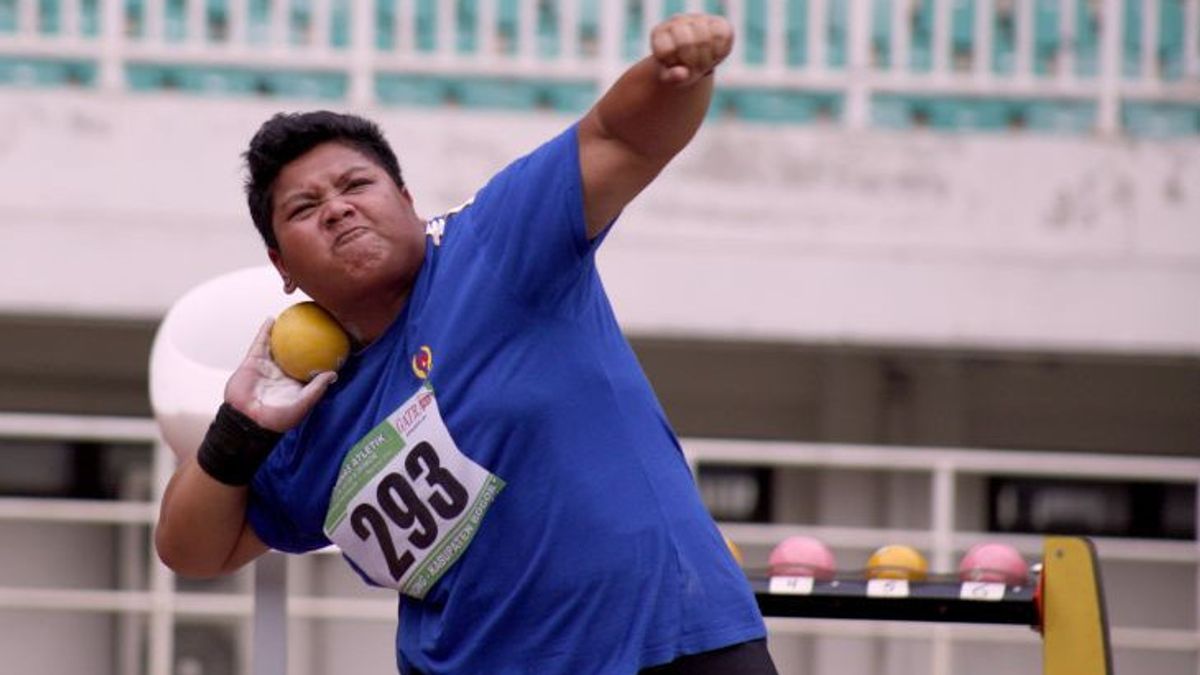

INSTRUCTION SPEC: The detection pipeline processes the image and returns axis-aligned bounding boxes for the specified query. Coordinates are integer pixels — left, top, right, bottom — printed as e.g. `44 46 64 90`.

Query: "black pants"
639 639 778 675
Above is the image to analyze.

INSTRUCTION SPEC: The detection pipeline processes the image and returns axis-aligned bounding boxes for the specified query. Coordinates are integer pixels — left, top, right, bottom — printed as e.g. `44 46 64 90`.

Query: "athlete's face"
268 141 425 312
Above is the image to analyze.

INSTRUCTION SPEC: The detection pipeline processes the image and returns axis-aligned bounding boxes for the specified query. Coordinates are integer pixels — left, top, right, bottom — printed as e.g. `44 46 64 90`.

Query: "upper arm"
576 113 670 241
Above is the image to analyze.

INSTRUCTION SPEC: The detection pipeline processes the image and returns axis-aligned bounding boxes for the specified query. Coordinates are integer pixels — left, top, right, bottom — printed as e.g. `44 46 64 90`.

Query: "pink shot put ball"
958 542 1029 585
768 535 837 580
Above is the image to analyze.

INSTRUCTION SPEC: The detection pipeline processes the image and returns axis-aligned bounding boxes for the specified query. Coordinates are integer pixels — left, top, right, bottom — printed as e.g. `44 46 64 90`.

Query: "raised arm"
155 319 335 578
578 13 734 239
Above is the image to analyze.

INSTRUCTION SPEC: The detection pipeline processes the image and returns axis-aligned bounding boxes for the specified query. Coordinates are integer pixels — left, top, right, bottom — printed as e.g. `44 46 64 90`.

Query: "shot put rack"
752 536 1112 675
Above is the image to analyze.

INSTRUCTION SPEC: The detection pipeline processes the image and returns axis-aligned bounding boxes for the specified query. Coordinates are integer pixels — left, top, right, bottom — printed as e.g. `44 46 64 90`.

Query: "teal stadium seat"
125 61 345 99
578 0 599 56
450 76 541 109
870 94 1093 133
178 66 259 94
537 81 597 112
871 0 890 67
950 0 973 70
744 0 766 65
728 88 841 124
920 98 1010 132
1123 102 1200 138
330 0 350 48
1033 0 1058 76
992 6 1015 75
827 0 848 68
414 0 436 52
622 0 643 61
870 94 911 129
260 70 347 98
0 56 96 86
1158 0 1184 80
375 73 450 105
0 0 15 33
1025 99 1095 133
909 0 934 72
1121 0 1141 78
496 0 518 55
1074 0 1099 76
783 0 805 66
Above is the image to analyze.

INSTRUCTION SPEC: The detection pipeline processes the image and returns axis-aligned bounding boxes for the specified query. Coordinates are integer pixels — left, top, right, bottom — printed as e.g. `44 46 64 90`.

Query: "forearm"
590 57 714 163
155 459 253 578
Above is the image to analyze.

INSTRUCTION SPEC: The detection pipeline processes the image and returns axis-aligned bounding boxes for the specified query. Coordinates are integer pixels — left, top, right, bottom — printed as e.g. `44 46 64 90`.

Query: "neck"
336 284 412 347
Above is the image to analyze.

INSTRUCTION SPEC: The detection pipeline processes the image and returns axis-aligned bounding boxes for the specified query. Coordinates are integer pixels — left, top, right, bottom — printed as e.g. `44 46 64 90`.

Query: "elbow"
154 526 226 580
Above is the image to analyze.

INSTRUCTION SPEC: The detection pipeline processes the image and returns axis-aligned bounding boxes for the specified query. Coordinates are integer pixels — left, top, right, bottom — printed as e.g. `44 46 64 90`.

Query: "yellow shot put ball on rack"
269 301 351 382
865 544 929 581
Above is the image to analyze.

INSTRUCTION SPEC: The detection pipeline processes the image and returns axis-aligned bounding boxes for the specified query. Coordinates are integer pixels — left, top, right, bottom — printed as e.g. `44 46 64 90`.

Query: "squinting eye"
346 179 372 192
290 204 315 220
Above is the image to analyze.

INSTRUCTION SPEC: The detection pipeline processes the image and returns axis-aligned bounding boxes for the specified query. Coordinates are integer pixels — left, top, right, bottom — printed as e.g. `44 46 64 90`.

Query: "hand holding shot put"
226 307 345 433
156 12 777 673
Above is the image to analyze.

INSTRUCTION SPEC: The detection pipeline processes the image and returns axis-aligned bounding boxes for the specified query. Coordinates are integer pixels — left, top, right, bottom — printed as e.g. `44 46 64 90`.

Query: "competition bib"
323 384 505 598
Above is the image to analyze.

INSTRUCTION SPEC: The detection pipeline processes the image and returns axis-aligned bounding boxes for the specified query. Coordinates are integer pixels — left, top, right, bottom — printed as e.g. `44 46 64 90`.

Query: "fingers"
244 318 275 362
295 371 338 411
651 14 735 86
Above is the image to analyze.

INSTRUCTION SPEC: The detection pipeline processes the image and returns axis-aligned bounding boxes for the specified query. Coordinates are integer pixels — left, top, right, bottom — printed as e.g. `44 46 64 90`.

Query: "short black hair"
243 111 405 249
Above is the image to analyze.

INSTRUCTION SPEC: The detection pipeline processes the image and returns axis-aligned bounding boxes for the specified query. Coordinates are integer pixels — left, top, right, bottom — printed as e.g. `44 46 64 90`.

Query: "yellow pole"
1042 536 1113 675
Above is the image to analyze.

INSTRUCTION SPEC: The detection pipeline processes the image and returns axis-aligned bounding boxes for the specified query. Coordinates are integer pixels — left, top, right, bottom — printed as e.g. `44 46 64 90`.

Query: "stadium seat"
375 73 450 105
0 0 15 33
537 81 597 113
260 70 347 98
783 0 806 66
728 88 841 124
871 0 891 68
1158 0 1184 80
1074 0 1099 76
24 0 101 36
870 94 911 129
950 0 973 70
743 0 769 65
1123 102 1200 138
449 76 541 109
1033 0 1059 76
0 56 96 86
1025 99 1095 133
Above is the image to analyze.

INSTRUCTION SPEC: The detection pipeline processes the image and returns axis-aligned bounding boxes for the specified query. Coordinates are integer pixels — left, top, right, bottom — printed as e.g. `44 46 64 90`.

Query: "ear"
268 248 297 294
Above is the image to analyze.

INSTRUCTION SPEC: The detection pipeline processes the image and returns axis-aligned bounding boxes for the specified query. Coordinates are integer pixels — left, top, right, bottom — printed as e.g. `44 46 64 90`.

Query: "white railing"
0 0 1197 134
3 411 1200 674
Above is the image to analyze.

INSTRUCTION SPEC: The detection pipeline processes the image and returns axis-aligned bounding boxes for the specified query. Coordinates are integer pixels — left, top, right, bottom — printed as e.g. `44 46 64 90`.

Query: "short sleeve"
460 123 603 308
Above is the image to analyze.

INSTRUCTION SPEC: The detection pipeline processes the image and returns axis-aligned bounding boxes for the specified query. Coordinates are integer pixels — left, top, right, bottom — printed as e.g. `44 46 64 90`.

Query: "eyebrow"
277 164 375 213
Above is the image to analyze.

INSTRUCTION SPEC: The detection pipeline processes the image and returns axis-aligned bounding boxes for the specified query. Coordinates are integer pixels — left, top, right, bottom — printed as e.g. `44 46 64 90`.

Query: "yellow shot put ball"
269 301 350 382
866 544 929 581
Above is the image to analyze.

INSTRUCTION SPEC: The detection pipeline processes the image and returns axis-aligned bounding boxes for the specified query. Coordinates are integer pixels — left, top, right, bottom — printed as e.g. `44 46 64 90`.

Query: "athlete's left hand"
650 14 735 87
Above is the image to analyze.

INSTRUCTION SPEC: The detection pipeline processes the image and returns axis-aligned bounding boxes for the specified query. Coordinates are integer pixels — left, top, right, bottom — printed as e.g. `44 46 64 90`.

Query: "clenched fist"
651 14 735 86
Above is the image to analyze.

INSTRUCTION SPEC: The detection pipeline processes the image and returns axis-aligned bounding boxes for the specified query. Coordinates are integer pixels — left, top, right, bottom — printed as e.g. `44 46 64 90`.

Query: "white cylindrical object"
148 266 306 460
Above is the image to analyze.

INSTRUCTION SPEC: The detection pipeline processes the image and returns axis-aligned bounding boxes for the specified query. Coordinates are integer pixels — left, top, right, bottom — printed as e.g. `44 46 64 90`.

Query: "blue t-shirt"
247 124 765 674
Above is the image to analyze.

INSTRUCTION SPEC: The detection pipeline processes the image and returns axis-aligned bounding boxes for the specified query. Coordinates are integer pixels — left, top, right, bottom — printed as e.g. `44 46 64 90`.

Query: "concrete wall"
2 90 1197 356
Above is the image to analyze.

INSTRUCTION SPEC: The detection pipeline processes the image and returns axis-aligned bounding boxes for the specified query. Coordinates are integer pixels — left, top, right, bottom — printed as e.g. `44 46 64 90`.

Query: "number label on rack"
866 579 910 598
959 582 1006 601
769 576 816 595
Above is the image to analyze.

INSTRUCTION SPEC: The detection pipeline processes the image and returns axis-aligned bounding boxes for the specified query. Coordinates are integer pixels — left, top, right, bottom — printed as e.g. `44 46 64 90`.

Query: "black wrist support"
196 403 282 486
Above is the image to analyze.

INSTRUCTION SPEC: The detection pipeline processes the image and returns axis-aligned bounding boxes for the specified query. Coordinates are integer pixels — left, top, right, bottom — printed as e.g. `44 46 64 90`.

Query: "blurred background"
0 0 1198 673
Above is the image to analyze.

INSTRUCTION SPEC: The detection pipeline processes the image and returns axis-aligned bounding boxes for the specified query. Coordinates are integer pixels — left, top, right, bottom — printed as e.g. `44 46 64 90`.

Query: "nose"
320 197 355 229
